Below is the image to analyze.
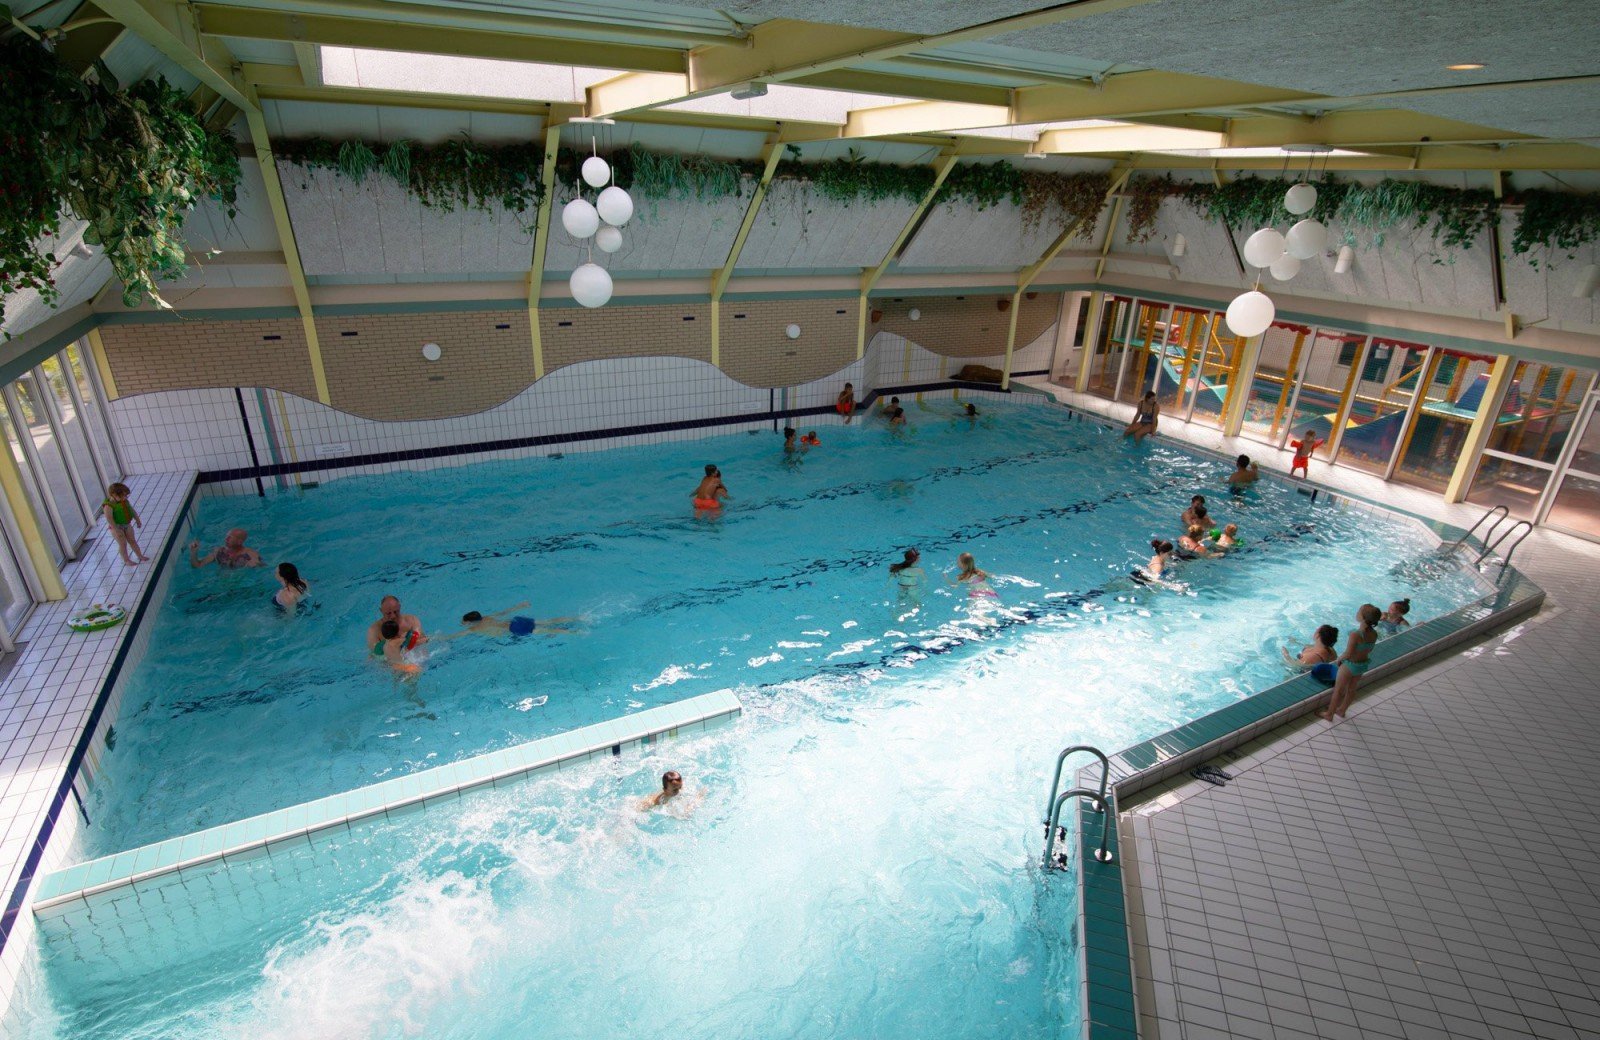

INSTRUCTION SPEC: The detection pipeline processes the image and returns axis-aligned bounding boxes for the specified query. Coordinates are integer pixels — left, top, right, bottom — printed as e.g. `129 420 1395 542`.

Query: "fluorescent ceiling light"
1036 122 1227 154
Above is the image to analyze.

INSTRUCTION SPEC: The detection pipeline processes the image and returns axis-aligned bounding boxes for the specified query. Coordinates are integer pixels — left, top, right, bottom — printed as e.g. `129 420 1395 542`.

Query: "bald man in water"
366 594 426 656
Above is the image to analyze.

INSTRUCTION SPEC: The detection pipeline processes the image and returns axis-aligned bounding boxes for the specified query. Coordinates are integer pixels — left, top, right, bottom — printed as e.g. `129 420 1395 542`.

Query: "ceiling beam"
1036 124 1226 153
1222 109 1550 150
795 68 1018 107
587 1 1167 118
96 0 254 110
1012 72 1318 124
196 4 688 73
843 100 1014 139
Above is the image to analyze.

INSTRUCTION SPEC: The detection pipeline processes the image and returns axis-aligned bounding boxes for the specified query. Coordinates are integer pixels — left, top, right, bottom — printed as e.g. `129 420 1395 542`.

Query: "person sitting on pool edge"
1227 455 1260 487
366 594 425 656
836 383 856 424
437 602 582 639
693 464 730 511
1124 391 1159 440
189 528 263 569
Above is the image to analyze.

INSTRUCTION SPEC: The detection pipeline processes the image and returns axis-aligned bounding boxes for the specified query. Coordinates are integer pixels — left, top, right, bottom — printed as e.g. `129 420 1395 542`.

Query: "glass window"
1484 361 1594 466
1393 350 1496 490
1280 330 1366 460
40 356 108 501
1547 471 1600 541
1084 296 1134 400
0 400 66 563
1153 308 1207 414
1239 325 1313 444
1187 314 1241 430
65 342 123 481
1335 340 1429 476
7 377 91 553
1468 455 1554 520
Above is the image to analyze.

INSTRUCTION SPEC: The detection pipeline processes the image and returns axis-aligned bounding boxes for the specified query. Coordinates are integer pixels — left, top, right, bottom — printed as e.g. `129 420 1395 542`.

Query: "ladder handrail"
1044 786 1114 871
1446 504 1508 553
1044 745 1109 823
1479 519 1533 577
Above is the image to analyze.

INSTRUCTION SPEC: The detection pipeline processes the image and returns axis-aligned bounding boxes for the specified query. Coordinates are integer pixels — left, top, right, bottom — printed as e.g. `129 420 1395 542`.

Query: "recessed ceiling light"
1446 63 1486 70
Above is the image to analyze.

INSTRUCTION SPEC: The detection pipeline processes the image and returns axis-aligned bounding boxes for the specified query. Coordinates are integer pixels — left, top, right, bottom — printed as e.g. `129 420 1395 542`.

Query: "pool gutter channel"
31 690 742 914
1068 557 1544 1040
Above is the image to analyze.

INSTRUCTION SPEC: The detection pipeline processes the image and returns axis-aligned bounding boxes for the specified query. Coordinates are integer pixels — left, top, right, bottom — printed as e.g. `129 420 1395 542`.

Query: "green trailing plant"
775 149 935 205
1123 175 1176 243
1509 187 1600 261
1 16 241 325
278 136 543 216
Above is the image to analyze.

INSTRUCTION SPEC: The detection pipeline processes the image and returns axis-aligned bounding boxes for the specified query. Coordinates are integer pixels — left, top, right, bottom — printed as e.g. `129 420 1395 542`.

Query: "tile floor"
1023 380 1600 1040
0 472 192 929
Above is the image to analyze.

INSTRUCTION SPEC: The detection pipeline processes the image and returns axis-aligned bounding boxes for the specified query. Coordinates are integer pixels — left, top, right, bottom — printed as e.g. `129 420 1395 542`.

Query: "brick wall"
538 301 712 373
719 297 859 389
317 309 535 420
100 317 318 400
874 293 1061 357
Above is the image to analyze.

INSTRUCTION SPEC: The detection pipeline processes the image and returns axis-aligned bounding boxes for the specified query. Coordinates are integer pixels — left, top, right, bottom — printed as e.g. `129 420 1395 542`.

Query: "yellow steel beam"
1093 198 1128 281
85 327 119 401
242 92 330 403
1036 123 1226 154
1222 109 1547 150
97 0 254 110
1443 352 1513 502
843 100 1013 139
1013 72 1318 125
709 138 786 368
197 4 689 73
588 1 1166 117
526 108 580 378
795 68 1017 107
856 151 958 358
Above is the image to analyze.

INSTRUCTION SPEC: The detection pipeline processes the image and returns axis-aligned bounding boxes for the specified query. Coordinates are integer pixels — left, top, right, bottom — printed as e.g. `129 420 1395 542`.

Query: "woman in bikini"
1124 391 1159 440
1319 604 1381 720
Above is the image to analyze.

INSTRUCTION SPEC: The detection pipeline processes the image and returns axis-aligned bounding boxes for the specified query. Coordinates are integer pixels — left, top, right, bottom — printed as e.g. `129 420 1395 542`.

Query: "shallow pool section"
84 401 1487 858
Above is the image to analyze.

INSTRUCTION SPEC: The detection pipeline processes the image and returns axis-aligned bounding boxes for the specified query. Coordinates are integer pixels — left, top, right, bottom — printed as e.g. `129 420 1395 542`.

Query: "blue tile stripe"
195 380 1042 485
31 690 742 912
0 478 201 959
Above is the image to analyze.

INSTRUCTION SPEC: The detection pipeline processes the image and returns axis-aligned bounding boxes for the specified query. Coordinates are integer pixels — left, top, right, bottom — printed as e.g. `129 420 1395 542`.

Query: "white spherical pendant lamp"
1225 290 1275 338
1284 183 1317 215
595 225 623 254
1268 253 1302 281
569 263 613 308
581 156 611 189
1284 218 1329 260
1242 228 1287 269
561 198 599 239
596 185 634 227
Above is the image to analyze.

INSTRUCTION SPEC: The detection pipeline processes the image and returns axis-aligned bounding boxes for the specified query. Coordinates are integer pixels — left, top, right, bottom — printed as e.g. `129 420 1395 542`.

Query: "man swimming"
366 595 426 656
189 528 263 569
693 464 730 510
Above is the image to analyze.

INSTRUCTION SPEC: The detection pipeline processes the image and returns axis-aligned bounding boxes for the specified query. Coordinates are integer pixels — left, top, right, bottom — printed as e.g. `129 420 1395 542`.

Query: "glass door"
1084 296 1134 400
1540 391 1600 541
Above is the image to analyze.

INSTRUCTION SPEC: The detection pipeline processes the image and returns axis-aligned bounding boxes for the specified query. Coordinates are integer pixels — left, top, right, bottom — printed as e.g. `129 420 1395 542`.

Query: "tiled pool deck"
1027 379 1600 1040
0 472 194 990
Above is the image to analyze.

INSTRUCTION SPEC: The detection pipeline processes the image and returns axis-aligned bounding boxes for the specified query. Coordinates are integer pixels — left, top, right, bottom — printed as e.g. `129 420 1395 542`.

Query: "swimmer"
1124 391 1159 440
889 548 926 590
879 395 901 415
1378 598 1411 636
836 383 856 424
1139 539 1175 581
1181 495 1208 529
366 595 425 656
1178 525 1218 559
437 602 582 639
1318 604 1382 720
1227 455 1260 487
693 464 730 511
1212 523 1240 549
949 552 998 598
272 562 309 611
1282 624 1339 669
639 770 702 812
783 427 799 453
377 619 422 676
801 431 821 447
964 403 979 420
888 405 907 427
189 528 262 569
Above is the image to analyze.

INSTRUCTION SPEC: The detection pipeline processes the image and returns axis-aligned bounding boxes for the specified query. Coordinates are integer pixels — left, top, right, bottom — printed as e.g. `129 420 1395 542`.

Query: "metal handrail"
1044 745 1108 824
1044 787 1114 871
1446 504 1509 554
1478 519 1533 577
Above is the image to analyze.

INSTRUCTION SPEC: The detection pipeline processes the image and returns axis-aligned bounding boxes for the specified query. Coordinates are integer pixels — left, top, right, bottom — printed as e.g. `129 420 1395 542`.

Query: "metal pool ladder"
1444 504 1533 578
1445 504 1509 554
1042 744 1114 871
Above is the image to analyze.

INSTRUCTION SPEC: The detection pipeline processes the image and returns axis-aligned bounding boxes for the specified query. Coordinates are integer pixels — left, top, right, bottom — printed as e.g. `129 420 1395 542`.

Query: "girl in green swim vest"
101 482 148 566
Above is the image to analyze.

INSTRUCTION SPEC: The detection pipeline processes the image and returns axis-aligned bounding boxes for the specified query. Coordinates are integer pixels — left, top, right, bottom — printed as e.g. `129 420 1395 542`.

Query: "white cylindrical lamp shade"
1334 245 1355 274
1171 233 1186 257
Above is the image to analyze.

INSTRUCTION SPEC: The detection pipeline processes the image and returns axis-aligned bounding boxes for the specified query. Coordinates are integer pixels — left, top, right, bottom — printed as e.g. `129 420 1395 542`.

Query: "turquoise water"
21 400 1487 1040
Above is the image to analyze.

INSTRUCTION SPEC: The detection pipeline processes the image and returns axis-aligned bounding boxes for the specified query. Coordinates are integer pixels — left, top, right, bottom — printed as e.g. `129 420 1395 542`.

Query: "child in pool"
1177 525 1218 559
949 552 998 598
1212 523 1241 550
1378 598 1411 636
693 464 730 511
889 548 925 590
801 431 821 447
379 619 422 675
272 562 309 611
437 602 582 639
1138 539 1175 582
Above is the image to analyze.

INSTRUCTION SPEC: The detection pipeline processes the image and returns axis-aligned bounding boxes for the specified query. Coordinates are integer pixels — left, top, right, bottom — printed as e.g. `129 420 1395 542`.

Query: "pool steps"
30 689 741 914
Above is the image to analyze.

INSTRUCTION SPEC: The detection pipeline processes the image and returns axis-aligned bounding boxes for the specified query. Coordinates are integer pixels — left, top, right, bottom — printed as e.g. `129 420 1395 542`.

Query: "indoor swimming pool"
16 399 1490 1039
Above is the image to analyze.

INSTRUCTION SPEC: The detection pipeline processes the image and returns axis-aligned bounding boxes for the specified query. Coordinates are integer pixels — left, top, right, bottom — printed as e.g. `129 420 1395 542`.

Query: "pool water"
18 399 1490 1040
86 401 1484 858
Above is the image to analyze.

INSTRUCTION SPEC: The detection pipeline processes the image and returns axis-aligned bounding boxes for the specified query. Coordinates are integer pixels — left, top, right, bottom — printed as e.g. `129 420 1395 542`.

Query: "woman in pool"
1177 525 1217 559
889 549 925 589
949 552 998 599
1282 624 1339 669
1319 604 1382 720
1136 539 1175 582
1124 391 1159 440
271 562 309 611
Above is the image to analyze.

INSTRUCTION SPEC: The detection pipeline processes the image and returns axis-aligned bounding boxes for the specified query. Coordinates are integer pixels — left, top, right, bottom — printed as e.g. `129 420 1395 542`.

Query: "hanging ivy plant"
278 136 543 216
1 19 240 326
775 149 935 205
1509 187 1600 261
1123 175 1176 243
